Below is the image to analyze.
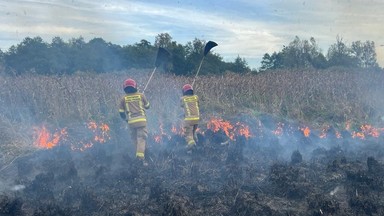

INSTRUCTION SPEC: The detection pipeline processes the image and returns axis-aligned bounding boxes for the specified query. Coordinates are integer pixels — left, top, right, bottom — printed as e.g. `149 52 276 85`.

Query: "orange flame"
70 121 111 151
352 131 365 139
87 121 111 143
272 122 284 136
33 126 67 149
345 121 351 131
235 122 251 139
300 126 310 137
350 124 383 139
207 118 233 135
153 123 172 143
207 118 251 140
361 124 380 138
319 125 330 139
154 136 161 143
154 123 164 143
171 124 185 135
171 125 177 134
335 130 342 139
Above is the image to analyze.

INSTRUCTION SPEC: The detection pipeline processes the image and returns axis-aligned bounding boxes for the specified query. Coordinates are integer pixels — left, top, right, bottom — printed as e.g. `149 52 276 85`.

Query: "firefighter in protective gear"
181 84 200 150
119 78 150 163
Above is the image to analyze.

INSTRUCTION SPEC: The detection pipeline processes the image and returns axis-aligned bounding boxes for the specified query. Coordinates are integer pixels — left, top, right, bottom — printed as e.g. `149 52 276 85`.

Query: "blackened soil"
1 129 384 216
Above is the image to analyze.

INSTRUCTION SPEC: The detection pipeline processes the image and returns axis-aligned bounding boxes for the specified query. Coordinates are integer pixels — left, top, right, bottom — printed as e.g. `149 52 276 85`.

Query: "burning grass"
1 65 384 215
1 118 384 215
0 67 384 160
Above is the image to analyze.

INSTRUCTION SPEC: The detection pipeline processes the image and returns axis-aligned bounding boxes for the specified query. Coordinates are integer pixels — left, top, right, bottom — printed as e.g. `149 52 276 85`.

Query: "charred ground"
1 116 384 216
1 69 384 215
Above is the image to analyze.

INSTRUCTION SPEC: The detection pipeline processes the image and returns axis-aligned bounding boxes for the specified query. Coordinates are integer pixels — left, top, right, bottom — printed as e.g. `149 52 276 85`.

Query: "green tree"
4 36 50 74
280 36 325 68
183 38 205 75
327 36 358 67
155 33 173 48
167 41 186 75
67 36 87 73
351 40 378 68
84 38 123 73
201 52 224 74
227 55 250 73
121 40 157 69
259 36 327 70
260 53 274 71
48 36 70 74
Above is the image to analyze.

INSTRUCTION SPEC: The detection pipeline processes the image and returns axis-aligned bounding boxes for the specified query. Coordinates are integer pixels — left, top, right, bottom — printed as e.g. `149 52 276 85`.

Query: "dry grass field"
1 67 383 160
1 68 384 215
1 67 383 127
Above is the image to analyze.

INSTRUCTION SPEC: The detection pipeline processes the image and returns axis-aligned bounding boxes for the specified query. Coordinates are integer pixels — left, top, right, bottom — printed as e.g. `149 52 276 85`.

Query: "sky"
0 0 384 69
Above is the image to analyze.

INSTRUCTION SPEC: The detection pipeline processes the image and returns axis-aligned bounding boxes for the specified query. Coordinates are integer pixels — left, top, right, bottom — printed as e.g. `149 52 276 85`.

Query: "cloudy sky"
1 0 383 69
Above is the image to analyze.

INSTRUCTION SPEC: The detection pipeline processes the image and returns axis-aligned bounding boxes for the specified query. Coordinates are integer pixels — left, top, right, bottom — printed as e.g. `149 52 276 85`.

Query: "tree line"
260 36 380 71
0 33 381 75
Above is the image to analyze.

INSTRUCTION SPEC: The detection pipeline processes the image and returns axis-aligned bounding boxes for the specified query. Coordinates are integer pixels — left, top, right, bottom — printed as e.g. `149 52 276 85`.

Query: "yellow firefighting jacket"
181 95 200 125
119 92 150 128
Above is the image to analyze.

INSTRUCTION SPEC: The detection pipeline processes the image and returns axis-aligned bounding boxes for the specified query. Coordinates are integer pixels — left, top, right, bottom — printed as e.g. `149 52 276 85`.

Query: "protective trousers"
184 124 198 147
129 126 148 158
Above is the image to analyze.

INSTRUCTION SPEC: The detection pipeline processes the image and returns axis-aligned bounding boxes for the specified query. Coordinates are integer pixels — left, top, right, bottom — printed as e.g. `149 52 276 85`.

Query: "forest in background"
0 33 382 75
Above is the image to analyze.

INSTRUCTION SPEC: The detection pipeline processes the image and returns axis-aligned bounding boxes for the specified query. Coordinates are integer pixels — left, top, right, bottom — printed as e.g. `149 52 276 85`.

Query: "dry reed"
0 68 383 132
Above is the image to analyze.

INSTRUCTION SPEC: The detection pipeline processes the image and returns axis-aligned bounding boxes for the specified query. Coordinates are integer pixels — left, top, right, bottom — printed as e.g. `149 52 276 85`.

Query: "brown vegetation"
1 68 383 128
1 68 384 215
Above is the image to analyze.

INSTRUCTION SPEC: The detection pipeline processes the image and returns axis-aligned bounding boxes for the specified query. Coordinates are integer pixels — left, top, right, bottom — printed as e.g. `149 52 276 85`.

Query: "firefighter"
119 78 150 165
180 84 200 152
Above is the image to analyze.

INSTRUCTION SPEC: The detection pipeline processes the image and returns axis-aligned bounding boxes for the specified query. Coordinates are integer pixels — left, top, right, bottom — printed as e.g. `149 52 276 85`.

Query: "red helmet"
123 78 137 89
182 84 193 93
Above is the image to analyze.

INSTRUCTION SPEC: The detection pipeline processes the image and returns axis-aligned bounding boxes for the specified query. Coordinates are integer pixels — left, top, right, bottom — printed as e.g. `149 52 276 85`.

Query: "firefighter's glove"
119 112 127 120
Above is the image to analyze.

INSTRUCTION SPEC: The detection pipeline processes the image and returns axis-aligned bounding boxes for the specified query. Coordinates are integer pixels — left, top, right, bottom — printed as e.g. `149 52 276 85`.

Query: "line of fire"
33 117 384 151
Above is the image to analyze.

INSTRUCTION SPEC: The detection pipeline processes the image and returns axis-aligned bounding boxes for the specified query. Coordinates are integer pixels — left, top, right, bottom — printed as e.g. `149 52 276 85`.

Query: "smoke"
0 181 25 195
221 112 384 170
1 72 384 215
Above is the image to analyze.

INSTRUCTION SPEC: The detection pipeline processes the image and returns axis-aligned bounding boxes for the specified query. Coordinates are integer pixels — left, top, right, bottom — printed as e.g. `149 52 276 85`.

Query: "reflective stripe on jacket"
119 92 149 127
181 95 200 122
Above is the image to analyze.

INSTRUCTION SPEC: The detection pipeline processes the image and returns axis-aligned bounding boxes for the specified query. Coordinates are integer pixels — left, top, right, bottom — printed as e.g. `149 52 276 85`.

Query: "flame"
319 125 330 139
235 122 251 139
207 118 234 138
345 121 351 131
86 121 111 143
171 125 177 134
300 126 310 137
350 124 383 139
153 123 169 143
335 130 342 139
159 119 382 143
33 121 109 151
361 124 380 138
297 122 384 140
70 121 111 151
272 122 284 136
207 118 251 140
352 131 365 139
172 124 185 135
152 122 190 143
87 121 97 130
33 126 67 149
